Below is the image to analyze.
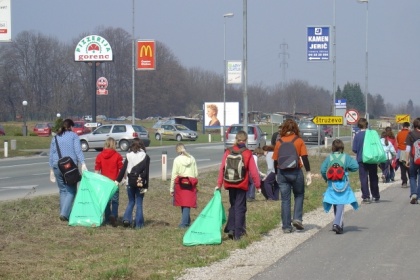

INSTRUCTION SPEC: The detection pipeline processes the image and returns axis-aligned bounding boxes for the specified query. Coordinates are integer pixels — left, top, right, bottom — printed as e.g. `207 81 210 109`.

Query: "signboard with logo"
335 99 347 109
96 77 109 95
74 35 113 62
307 26 330 61
136 40 156 70
0 0 11 42
227 60 242 84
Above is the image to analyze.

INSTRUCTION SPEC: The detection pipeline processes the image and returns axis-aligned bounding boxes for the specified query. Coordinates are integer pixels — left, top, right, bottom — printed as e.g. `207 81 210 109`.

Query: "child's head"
104 137 117 150
234 130 248 145
357 118 368 129
331 139 344 153
254 147 264 156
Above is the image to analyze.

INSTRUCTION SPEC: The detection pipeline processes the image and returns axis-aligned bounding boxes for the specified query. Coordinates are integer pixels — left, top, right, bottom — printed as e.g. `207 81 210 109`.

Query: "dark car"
79 124 150 152
33 123 52 137
298 120 325 144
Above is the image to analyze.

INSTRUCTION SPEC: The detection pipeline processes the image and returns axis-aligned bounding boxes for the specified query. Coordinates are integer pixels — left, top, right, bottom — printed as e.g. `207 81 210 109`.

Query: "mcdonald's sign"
136 40 156 70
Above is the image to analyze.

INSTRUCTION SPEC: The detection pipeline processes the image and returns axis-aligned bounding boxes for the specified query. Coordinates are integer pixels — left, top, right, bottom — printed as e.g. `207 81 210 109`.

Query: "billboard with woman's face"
204 102 239 128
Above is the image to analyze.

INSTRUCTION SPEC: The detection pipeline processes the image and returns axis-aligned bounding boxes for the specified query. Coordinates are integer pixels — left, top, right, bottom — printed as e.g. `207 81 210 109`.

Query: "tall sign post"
74 35 113 123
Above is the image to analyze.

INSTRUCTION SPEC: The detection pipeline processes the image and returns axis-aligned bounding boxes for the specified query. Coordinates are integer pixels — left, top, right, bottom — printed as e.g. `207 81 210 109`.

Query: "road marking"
0 185 38 191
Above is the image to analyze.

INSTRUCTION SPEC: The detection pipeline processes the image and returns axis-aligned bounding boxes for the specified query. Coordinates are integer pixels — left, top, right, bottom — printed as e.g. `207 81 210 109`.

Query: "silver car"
224 124 267 150
79 124 150 152
154 124 197 141
298 120 325 144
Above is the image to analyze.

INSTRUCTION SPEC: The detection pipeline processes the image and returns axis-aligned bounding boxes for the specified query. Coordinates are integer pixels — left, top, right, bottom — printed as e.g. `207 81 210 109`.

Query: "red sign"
96 77 109 95
136 40 156 70
345 109 359 125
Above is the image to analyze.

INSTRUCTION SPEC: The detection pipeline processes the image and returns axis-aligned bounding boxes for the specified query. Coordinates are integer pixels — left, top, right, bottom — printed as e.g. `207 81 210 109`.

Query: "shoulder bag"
55 136 81 185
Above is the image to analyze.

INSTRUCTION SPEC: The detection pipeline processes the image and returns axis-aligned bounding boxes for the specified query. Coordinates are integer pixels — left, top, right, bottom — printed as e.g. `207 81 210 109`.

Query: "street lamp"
357 0 369 121
22 100 28 136
223 12 234 145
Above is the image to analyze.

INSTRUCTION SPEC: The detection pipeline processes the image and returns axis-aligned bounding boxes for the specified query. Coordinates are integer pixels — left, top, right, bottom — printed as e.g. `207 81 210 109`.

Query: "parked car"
224 124 267 150
154 124 198 141
298 120 325 144
0 125 5 136
72 121 91 136
79 124 150 152
33 123 52 137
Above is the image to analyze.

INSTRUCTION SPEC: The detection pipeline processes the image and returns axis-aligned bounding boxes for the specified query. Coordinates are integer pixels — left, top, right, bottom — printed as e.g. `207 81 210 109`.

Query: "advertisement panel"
204 102 239 128
0 0 11 42
227 60 242 84
136 40 156 70
307 26 330 61
74 35 113 62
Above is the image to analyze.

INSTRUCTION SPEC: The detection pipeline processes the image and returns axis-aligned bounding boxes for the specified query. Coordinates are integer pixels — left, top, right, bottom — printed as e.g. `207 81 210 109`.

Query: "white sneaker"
410 194 418 204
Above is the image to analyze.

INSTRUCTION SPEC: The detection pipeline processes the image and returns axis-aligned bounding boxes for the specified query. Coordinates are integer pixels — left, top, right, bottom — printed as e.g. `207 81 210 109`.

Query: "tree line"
0 26 417 122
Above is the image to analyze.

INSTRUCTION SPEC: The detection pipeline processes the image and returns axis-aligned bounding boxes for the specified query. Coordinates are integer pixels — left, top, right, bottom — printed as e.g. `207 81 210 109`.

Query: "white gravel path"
178 173 396 280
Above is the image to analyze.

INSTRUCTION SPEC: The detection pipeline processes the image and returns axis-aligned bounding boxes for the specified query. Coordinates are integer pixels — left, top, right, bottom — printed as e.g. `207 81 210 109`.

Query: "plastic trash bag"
362 129 387 164
69 171 118 227
183 190 226 246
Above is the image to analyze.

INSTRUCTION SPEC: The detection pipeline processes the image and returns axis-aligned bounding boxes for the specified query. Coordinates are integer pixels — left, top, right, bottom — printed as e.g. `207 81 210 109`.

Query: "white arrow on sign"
85 122 101 128
308 57 321 60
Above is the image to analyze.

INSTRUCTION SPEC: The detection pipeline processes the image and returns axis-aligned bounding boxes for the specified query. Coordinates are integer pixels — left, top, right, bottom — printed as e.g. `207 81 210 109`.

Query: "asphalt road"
0 142 224 201
252 183 418 280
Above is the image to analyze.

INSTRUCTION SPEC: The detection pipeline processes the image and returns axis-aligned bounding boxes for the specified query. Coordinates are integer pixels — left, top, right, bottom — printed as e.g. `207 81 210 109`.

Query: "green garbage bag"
183 190 226 246
362 129 387 164
69 171 118 227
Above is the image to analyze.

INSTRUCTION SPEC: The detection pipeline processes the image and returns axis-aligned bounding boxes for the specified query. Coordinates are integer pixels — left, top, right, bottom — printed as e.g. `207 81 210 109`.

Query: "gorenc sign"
74 35 113 62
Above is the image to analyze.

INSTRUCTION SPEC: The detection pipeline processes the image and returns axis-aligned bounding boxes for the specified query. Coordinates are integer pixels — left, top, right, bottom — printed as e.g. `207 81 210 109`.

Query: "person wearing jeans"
403 118 420 204
49 119 87 222
116 138 150 229
396 122 411 188
272 119 312 233
123 187 144 228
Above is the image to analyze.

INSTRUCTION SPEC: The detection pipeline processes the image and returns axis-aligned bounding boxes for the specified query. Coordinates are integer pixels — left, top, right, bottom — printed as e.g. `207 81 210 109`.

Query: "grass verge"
0 154 361 279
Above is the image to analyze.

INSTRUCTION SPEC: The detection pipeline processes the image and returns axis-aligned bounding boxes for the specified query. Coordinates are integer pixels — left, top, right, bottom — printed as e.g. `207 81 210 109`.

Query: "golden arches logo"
140 45 153 57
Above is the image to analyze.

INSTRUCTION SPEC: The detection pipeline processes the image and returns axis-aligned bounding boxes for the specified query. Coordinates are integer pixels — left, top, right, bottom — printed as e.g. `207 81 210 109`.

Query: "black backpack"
127 155 150 187
277 135 299 170
223 147 247 183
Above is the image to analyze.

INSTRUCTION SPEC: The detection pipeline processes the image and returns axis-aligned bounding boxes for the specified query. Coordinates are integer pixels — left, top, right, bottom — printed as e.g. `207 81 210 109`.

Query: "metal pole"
365 1 369 122
132 0 136 125
357 0 369 121
332 0 337 137
223 13 234 147
243 0 248 133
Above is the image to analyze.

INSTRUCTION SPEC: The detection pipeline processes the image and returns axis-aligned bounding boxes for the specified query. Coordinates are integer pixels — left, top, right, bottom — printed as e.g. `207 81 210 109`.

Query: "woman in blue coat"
321 139 359 234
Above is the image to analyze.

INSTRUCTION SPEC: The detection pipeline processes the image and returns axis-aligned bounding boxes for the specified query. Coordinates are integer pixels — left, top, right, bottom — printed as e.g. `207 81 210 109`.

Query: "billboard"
227 60 242 84
0 0 11 42
136 40 156 70
74 35 113 62
307 26 330 61
204 102 239 128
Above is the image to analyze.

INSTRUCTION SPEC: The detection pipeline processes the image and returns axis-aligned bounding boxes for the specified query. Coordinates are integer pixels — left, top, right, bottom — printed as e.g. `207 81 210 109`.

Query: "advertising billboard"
136 40 156 70
0 0 11 42
204 102 239 128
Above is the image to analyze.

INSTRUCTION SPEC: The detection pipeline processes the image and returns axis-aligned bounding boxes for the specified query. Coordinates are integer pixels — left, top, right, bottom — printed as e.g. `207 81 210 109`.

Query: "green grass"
0 153 362 279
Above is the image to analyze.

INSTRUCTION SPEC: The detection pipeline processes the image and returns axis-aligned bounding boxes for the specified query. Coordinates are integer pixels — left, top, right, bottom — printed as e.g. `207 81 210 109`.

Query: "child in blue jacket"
321 139 359 234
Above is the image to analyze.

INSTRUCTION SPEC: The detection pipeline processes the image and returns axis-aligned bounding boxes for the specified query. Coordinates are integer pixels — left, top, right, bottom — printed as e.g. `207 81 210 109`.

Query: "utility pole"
279 40 289 88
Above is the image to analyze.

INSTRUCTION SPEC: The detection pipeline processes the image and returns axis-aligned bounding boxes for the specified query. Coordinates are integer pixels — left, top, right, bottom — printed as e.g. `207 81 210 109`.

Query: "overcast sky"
10 0 420 109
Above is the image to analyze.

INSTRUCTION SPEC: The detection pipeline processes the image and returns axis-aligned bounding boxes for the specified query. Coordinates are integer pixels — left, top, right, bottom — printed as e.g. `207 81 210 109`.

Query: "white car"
155 124 197 141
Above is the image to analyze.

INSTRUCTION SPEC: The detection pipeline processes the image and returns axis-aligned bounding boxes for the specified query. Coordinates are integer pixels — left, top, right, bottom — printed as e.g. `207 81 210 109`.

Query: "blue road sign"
307 26 330 61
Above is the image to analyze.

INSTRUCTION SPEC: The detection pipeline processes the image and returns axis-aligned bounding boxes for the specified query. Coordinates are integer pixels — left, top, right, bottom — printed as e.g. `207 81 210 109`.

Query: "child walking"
320 139 359 234
94 137 123 227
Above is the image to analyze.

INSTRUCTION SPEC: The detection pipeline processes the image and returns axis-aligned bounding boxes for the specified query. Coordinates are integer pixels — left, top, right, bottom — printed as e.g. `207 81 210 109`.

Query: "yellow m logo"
140 45 153 57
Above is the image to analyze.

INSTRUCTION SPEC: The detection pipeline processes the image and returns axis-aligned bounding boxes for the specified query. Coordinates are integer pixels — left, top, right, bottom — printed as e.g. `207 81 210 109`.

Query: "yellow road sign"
312 116 343 125
396 114 410 124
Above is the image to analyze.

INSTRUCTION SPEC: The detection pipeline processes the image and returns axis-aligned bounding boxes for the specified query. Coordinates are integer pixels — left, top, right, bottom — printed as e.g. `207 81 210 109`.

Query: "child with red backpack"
321 139 359 234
